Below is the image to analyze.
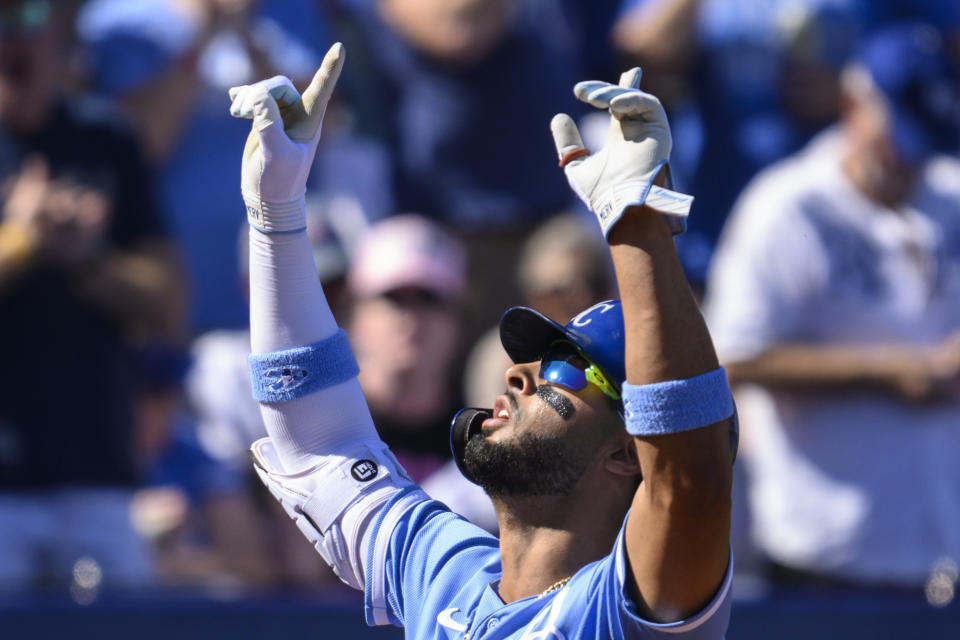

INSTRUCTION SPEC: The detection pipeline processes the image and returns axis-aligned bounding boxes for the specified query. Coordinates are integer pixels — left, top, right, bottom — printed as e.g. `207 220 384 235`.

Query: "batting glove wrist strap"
249 329 359 402
583 177 692 238
622 367 733 435
644 185 693 234
242 190 307 234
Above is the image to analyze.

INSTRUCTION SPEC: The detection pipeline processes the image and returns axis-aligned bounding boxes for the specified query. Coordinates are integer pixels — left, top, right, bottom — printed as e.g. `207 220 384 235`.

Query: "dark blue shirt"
0 99 165 489
337 0 585 229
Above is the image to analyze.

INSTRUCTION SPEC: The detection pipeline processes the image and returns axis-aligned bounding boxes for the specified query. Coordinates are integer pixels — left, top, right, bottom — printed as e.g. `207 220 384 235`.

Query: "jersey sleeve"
364 489 500 627
611 524 734 638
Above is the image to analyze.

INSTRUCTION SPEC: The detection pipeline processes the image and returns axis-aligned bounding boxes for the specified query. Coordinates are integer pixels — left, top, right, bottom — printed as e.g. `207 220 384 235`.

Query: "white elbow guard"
250 437 414 589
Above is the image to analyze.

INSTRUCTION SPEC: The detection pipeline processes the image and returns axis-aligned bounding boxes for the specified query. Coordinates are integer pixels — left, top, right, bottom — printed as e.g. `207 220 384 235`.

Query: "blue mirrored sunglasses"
538 340 620 402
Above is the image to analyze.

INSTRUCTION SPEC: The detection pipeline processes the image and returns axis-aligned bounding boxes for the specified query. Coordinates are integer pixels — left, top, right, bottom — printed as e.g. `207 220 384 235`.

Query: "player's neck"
493 493 622 603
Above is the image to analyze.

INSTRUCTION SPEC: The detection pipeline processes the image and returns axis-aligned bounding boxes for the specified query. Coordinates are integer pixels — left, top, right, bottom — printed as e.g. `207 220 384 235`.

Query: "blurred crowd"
0 0 958 611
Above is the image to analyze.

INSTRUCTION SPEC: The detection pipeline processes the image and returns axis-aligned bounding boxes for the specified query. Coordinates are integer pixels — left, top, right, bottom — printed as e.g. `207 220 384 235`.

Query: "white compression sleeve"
248 224 379 472
248 223 335 351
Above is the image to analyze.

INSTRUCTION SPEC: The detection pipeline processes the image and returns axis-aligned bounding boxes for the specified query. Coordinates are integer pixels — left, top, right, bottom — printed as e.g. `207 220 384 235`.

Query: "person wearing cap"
705 23 960 590
229 42 735 638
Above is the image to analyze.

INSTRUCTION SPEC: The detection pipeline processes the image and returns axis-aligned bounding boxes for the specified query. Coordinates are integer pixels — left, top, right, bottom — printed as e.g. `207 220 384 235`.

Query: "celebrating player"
228 43 735 638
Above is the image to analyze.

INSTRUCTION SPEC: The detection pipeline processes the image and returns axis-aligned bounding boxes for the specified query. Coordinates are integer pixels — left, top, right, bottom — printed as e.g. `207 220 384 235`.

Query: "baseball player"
229 42 735 638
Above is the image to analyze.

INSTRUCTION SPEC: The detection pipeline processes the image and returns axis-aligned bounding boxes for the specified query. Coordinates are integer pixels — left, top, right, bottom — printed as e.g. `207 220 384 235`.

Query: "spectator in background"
329 0 587 340
705 24 960 591
78 0 325 334
561 0 627 81
0 0 183 591
613 0 960 287
346 215 466 483
131 347 276 588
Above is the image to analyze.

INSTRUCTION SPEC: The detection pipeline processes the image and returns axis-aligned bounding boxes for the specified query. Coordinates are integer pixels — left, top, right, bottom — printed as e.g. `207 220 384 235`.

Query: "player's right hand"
228 42 344 232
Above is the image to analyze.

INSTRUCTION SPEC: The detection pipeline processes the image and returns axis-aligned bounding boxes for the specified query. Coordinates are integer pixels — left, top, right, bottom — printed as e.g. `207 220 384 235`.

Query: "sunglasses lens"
539 343 591 392
539 341 621 403
540 358 588 392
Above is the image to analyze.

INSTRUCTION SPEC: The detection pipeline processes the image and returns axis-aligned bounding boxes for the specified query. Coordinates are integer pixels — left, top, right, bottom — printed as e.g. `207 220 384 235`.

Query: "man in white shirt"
706 23 960 588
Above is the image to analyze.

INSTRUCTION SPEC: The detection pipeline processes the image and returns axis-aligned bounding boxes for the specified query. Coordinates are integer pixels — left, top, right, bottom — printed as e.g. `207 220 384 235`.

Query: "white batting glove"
551 67 693 239
228 42 345 233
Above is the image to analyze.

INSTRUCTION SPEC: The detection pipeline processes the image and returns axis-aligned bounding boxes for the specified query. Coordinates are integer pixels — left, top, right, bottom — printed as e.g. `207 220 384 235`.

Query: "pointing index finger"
288 42 345 141
619 67 642 89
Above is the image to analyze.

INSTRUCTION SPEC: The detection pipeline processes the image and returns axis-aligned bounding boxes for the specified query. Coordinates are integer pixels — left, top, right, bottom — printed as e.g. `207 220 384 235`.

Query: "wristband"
249 329 359 402
622 367 733 436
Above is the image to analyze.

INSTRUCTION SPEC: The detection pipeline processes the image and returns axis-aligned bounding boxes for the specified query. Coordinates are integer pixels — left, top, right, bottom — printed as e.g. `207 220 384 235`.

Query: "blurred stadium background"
1 0 959 637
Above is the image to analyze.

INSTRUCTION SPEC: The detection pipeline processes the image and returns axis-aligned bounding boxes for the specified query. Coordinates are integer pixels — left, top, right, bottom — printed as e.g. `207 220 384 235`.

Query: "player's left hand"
228 42 344 232
551 67 693 239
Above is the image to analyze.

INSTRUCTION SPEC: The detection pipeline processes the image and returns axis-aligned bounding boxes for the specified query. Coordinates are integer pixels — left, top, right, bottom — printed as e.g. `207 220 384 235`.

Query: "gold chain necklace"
539 575 572 598
463 577 573 639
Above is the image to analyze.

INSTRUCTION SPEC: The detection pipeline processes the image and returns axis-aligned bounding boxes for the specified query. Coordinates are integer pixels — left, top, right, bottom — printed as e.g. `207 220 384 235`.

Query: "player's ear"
604 435 642 478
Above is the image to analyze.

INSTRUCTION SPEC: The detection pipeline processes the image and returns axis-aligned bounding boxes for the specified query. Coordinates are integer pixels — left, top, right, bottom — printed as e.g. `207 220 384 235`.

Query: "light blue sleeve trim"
364 485 425 628
617 535 735 634
612 512 734 635
248 329 359 402
622 367 734 436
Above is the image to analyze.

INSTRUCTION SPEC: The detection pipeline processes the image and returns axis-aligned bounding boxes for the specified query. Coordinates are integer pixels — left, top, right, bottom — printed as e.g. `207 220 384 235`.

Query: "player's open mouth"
482 395 512 430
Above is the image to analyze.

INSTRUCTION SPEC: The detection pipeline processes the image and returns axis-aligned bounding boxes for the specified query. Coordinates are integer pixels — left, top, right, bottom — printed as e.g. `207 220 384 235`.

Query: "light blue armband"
622 367 734 436
249 329 359 403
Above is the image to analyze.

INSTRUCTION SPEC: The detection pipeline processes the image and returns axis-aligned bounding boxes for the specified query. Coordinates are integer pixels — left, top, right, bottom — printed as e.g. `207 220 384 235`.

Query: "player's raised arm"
228 44 416 593
552 68 734 622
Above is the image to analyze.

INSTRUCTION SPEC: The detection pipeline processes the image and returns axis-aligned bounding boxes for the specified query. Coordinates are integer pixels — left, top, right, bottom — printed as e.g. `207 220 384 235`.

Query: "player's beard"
462 429 590 498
